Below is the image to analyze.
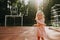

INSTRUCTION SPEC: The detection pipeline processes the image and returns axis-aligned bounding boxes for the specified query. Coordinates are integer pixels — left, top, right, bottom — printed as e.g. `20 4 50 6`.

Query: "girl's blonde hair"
36 10 45 18
35 10 45 21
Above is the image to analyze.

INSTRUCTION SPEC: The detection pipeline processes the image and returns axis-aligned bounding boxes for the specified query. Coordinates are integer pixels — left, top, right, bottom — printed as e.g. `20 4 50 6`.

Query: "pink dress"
36 18 46 38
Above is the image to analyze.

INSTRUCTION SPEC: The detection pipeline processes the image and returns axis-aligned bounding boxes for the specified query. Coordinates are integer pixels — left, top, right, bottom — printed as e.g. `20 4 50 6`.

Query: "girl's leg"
38 36 40 40
38 37 44 40
41 37 44 40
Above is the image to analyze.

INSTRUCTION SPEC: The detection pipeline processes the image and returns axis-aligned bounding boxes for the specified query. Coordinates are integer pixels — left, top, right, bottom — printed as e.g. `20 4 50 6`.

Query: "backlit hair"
36 10 44 17
35 10 45 21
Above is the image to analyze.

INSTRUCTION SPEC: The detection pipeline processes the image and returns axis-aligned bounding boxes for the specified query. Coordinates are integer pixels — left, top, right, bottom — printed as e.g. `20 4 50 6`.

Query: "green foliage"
10 0 18 3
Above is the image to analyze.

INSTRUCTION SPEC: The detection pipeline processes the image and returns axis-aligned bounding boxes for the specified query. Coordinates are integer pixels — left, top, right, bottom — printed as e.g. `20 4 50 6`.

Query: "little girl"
35 10 47 40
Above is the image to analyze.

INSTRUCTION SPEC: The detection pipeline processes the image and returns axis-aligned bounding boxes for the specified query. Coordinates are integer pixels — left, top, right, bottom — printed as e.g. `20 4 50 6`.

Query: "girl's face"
36 13 44 20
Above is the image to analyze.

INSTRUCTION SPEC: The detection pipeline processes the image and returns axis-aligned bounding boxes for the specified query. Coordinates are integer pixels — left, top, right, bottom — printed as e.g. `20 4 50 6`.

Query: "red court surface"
0 26 60 40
